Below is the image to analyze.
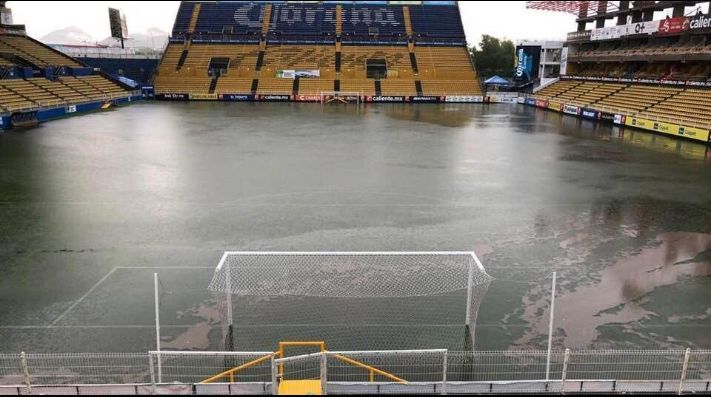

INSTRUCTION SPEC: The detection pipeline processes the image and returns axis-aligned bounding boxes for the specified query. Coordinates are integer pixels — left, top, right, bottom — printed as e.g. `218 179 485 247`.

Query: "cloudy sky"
8 1 710 48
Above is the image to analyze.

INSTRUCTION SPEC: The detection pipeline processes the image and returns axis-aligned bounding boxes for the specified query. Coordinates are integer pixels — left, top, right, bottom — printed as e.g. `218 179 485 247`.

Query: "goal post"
319 91 362 105
209 252 493 351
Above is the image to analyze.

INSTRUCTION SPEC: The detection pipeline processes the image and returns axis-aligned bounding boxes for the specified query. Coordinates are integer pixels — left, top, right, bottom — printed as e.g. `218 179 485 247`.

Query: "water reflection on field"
0 102 709 353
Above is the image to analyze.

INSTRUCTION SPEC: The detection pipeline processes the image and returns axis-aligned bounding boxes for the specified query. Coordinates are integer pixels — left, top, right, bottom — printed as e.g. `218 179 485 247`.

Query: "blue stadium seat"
172 2 195 35
409 5 465 44
341 4 406 39
192 2 265 35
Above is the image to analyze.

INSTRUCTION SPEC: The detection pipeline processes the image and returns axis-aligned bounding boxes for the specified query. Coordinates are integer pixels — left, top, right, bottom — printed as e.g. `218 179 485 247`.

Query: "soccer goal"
209 252 493 352
319 91 362 105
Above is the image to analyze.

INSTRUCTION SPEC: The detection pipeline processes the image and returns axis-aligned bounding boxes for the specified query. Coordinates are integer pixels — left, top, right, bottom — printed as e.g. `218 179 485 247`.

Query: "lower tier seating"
154 42 482 97
0 76 131 112
535 80 711 128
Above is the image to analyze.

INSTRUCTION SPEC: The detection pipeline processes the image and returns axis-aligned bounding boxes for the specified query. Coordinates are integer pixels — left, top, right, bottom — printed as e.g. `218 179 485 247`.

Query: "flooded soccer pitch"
0 101 709 353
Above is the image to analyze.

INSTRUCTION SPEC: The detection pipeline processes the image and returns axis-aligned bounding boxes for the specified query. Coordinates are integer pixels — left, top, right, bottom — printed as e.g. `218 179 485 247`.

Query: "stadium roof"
525 1 619 17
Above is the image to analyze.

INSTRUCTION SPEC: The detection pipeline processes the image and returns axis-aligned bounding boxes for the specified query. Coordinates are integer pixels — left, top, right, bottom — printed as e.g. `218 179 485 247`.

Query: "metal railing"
1 349 709 395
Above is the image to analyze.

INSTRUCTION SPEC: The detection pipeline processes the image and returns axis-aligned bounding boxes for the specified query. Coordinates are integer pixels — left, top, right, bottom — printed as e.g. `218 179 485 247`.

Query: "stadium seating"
0 35 81 67
0 32 133 113
270 4 336 39
0 74 129 112
257 78 293 95
154 75 210 94
340 79 376 96
642 88 711 128
340 45 411 78
156 1 482 98
172 2 195 36
298 79 334 95
380 79 416 96
215 77 253 94
409 5 466 43
194 2 266 36
261 45 335 78
341 4 406 40
534 79 711 128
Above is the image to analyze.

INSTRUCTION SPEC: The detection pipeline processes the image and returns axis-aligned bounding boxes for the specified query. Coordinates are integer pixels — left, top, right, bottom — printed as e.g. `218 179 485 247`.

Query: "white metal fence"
0 349 709 395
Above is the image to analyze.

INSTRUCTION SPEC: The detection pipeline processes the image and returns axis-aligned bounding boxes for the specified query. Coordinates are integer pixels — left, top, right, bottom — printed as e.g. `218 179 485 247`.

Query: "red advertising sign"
657 17 690 35
295 95 321 102
535 99 548 108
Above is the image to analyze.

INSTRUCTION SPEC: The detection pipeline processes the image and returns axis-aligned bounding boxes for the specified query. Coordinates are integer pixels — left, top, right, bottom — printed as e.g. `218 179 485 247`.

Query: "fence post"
561 348 570 394
320 353 328 395
546 272 557 381
19 352 30 394
148 353 156 394
441 350 448 395
678 348 691 396
271 355 279 396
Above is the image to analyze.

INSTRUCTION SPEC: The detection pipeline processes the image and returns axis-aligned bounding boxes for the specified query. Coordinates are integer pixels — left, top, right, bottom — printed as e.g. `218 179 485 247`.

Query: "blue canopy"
484 75 510 86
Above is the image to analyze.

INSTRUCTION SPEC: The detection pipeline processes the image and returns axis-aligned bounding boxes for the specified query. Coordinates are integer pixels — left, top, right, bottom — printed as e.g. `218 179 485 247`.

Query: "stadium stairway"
409 52 419 74
415 80 423 96
262 4 272 35
188 4 201 34
208 77 218 94
403 6 413 37
335 5 343 36
177 49 189 70
256 50 265 71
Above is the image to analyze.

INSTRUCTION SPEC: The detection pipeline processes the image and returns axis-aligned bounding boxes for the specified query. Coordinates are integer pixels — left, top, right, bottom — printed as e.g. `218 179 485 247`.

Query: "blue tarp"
484 75 510 86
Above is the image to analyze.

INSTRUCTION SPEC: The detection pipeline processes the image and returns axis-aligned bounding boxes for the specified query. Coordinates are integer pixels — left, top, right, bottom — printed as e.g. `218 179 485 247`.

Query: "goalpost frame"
318 91 362 105
213 251 488 330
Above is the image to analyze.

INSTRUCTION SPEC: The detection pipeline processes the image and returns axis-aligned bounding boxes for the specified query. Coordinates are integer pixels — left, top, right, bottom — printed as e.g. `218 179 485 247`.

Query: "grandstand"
530 1 711 141
154 1 483 101
0 18 137 127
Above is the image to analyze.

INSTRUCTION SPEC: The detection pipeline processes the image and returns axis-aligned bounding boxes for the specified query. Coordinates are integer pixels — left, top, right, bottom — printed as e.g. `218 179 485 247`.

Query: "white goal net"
209 252 492 352
319 91 361 104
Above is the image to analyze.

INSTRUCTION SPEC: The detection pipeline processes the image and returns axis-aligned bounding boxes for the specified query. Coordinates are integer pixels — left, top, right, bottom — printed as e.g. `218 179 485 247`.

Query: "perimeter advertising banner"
156 93 188 100
514 45 541 82
277 70 321 79
257 94 292 101
581 108 600 120
563 104 580 116
591 25 624 41
625 117 710 142
445 95 484 103
560 47 568 76
561 75 711 88
623 20 658 36
591 20 659 40
189 93 218 100
294 95 322 102
689 13 711 31
566 30 591 42
409 96 445 103
219 94 255 101
658 17 690 35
